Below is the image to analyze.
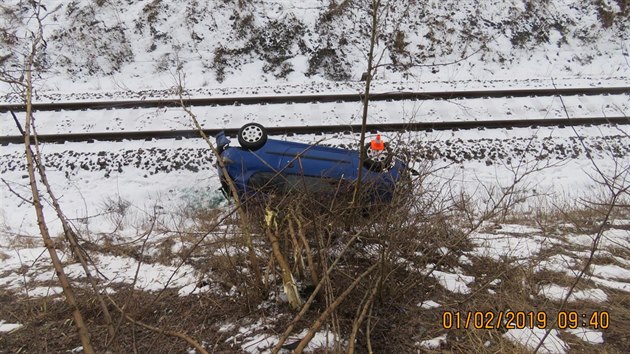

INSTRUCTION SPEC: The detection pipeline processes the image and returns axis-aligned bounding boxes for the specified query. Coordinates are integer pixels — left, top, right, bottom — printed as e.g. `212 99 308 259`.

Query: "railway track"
1 116 628 145
1 86 628 112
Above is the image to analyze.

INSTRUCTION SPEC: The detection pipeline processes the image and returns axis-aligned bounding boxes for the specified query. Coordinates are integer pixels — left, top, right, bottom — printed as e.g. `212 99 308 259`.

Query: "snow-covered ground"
1 0 629 352
1 128 628 353
1 124 628 239
2 93 628 136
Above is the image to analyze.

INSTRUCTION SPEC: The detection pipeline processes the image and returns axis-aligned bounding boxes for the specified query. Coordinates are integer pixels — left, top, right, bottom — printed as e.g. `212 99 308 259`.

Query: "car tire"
362 142 393 171
238 123 268 150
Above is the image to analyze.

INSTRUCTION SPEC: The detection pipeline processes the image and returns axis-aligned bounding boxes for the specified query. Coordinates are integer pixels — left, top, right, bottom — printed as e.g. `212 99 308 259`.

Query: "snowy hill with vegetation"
1 0 628 96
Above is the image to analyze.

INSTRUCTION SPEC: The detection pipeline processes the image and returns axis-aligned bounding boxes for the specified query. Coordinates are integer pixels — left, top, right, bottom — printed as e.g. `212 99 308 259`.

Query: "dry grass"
6 234 42 248
1 173 629 353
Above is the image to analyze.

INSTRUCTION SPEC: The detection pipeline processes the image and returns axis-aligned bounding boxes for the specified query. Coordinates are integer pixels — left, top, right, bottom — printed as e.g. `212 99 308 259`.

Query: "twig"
366 304 374 354
16 2 95 351
17 109 118 346
292 208 319 285
1 178 33 205
353 0 381 205
294 262 379 353
348 274 381 353
265 208 302 310
271 230 365 353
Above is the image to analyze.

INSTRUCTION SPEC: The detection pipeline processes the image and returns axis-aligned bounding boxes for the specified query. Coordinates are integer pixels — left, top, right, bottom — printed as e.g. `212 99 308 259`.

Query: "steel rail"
1 116 627 145
1 86 628 112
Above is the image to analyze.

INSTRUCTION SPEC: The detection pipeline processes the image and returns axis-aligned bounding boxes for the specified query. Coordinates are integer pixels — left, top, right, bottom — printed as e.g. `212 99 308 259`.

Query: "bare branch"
1 178 33 205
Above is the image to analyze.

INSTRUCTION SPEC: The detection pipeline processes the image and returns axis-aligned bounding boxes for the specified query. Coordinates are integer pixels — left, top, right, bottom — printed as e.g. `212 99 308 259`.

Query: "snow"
589 264 630 281
65 254 197 292
417 334 447 349
535 254 580 275
503 328 568 354
538 284 608 302
226 323 337 354
458 254 472 265
306 331 338 351
496 224 541 234
0 137 219 242
26 286 64 298
600 229 630 250
218 323 236 333
430 270 474 295
0 246 197 297
418 300 441 309
566 229 630 251
588 276 630 292
469 233 545 262
0 320 23 333
611 219 630 226
0 247 66 291
565 328 604 344
1 0 629 98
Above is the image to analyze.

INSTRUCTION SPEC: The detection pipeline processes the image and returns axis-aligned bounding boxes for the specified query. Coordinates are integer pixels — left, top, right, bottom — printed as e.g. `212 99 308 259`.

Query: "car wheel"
238 123 268 150
362 142 393 171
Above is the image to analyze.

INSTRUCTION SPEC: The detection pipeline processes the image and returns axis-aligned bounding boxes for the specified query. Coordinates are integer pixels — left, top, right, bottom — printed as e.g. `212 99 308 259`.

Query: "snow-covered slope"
1 0 628 97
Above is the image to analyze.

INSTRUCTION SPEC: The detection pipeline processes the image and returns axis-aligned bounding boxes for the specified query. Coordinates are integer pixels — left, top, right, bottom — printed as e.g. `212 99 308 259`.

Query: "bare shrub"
101 195 133 231
4 141 628 352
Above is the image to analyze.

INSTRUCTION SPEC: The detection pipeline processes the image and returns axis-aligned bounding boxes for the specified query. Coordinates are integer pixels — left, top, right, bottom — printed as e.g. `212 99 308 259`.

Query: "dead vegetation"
1 1 629 353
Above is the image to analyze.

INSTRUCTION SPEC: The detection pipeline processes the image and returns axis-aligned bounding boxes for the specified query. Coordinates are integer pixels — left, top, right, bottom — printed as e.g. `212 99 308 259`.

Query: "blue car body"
215 132 406 203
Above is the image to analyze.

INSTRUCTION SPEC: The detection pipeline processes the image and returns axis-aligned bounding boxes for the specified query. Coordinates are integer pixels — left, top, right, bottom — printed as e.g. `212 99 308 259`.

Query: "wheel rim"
367 148 388 163
242 125 263 143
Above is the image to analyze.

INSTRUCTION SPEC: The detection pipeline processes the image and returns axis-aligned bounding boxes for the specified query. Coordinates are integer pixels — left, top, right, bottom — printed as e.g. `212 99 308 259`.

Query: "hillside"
1 0 629 96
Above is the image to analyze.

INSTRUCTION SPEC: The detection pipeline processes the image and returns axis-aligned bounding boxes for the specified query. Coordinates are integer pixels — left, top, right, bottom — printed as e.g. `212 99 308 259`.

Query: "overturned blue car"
215 123 407 203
